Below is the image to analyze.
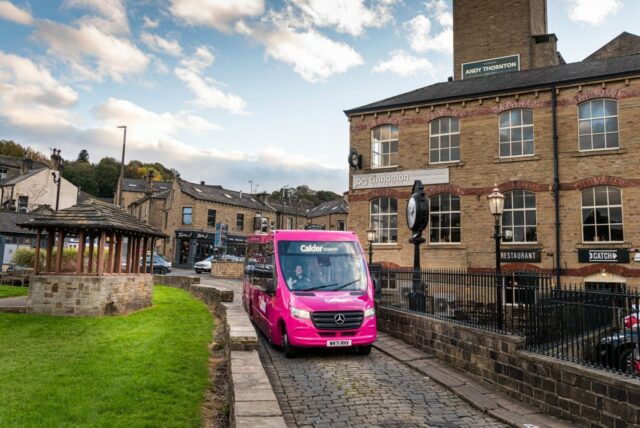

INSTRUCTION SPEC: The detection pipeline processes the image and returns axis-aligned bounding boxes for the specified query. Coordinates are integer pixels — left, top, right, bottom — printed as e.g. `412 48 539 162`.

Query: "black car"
145 254 172 275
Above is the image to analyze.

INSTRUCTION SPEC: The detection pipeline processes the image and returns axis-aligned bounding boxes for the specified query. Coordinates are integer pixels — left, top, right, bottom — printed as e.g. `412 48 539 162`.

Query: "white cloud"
567 0 622 25
174 46 246 114
0 51 78 126
372 50 436 77
142 15 159 29
170 0 264 31
140 32 182 57
63 0 129 34
0 1 32 25
180 45 214 71
290 0 398 37
35 20 149 81
258 25 364 82
404 0 452 54
92 98 222 143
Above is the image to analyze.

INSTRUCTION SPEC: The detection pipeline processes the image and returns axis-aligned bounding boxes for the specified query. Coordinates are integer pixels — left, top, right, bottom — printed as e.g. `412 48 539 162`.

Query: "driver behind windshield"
287 264 311 288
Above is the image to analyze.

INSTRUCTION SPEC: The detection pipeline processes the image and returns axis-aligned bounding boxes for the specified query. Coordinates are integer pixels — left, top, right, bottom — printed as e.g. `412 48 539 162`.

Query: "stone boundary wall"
28 274 153 316
211 261 244 279
160 277 285 428
377 306 640 427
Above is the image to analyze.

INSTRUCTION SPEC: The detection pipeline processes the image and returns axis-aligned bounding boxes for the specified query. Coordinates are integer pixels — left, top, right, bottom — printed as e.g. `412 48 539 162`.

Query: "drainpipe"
552 86 561 288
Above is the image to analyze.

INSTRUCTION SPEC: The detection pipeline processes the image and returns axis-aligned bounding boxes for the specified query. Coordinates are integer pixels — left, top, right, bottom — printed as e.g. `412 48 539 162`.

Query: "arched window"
581 186 623 242
502 190 537 243
499 109 534 158
370 197 397 243
371 125 398 168
578 99 619 151
429 194 461 243
429 117 460 163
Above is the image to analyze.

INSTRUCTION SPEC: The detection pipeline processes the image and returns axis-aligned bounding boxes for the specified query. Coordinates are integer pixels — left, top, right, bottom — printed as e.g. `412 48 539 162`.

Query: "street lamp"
117 125 127 208
366 226 377 265
488 184 505 330
51 149 63 211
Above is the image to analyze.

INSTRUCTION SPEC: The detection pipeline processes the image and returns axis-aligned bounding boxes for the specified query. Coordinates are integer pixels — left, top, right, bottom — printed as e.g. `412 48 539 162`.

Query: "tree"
77 149 89 162
95 157 120 198
62 160 98 196
0 140 26 157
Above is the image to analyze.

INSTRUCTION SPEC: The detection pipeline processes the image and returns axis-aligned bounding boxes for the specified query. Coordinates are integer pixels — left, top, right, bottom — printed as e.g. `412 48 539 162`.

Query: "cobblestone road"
258 339 506 428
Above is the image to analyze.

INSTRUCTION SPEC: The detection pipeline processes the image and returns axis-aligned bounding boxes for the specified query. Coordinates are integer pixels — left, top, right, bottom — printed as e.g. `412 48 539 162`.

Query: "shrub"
12 247 112 273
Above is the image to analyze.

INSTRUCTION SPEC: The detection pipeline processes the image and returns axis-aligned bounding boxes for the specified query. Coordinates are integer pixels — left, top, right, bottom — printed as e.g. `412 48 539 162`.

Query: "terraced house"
346 0 640 290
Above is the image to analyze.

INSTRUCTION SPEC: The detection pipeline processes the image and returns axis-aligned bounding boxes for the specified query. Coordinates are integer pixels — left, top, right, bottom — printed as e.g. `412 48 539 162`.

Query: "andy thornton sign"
461 54 520 79
352 168 449 190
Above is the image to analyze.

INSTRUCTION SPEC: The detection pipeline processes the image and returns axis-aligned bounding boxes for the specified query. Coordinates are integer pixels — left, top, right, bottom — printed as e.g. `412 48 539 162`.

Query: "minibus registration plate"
327 340 352 347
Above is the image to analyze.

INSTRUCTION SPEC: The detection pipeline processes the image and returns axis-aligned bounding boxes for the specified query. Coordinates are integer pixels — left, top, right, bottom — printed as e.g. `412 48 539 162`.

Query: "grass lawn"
0 286 213 428
0 285 29 298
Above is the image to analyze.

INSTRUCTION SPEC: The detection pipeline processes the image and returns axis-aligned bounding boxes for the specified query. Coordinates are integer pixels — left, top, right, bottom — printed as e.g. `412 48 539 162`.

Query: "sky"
0 0 639 194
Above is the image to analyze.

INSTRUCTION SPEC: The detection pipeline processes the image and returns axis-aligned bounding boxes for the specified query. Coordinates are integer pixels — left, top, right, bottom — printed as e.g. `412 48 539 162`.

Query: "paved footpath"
259 337 507 428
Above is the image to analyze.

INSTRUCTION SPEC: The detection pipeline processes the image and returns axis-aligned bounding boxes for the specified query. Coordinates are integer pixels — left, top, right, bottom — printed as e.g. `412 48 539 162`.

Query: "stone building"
128 190 169 254
114 177 171 210
345 0 640 290
162 177 277 266
0 167 77 212
0 155 47 182
306 199 349 231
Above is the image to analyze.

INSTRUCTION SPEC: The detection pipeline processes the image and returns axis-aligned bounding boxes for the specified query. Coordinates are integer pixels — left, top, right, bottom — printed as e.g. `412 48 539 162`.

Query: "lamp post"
488 185 505 330
366 226 377 265
51 149 63 211
117 125 127 208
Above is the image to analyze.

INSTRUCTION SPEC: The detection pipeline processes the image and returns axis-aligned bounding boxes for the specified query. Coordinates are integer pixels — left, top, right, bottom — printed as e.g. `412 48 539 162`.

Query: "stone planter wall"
28 274 153 316
377 305 640 427
211 261 244 279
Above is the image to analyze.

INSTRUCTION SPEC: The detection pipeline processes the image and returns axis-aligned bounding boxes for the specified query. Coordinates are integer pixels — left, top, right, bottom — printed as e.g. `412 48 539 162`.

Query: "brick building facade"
345 1 640 289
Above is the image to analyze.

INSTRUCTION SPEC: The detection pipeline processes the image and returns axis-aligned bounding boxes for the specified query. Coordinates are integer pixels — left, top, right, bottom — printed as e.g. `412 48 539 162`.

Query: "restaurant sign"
175 231 214 240
578 248 630 264
461 54 520 79
500 249 541 263
352 168 449 190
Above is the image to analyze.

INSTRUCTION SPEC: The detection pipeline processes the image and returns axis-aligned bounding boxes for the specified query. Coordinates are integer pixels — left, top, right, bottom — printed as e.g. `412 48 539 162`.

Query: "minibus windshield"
277 241 367 292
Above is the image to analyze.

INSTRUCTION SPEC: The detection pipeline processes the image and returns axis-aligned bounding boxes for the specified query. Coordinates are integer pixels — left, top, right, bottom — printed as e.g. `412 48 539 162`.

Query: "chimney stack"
200 180 205 185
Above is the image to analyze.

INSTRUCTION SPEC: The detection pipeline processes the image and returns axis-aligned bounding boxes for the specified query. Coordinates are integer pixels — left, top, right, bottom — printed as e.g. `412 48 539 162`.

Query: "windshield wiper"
304 282 338 291
333 278 361 290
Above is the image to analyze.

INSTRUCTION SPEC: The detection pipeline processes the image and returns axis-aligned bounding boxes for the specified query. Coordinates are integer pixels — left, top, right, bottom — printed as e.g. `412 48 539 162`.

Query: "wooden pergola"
19 199 167 276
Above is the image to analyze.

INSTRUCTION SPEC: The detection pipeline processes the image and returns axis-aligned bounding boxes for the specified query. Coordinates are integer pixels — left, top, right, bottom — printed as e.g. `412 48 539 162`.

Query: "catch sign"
461 54 520 79
578 249 630 264
214 223 228 248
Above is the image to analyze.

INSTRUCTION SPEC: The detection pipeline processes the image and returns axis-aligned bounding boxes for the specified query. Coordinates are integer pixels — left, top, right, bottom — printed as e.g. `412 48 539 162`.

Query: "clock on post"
406 180 428 312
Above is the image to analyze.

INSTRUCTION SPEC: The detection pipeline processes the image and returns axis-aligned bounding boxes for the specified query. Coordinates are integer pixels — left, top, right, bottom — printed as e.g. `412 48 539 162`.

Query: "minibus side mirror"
265 278 276 295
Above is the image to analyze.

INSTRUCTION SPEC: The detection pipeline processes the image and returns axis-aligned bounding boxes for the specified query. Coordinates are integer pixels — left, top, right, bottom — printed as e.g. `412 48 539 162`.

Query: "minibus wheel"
357 345 372 356
282 327 296 358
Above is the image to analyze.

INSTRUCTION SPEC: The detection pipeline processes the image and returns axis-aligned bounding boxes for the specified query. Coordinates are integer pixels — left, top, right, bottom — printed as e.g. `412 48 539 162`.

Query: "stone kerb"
28 274 153 316
377 305 640 427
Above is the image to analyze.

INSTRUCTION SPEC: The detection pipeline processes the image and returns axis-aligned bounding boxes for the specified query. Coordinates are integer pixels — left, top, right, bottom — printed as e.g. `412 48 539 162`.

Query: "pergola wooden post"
45 228 54 273
114 233 122 274
55 230 65 274
77 230 86 273
18 199 166 277
33 229 41 274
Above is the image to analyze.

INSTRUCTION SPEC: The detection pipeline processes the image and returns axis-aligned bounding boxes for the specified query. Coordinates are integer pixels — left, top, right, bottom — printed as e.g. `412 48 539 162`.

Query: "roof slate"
307 199 348 218
122 178 171 193
18 199 166 237
344 53 640 115
0 168 47 186
179 179 274 211
0 211 43 235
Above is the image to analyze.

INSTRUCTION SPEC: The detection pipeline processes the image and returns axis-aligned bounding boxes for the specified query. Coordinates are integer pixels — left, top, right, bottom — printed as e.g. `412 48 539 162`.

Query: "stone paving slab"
0 296 27 313
374 332 575 428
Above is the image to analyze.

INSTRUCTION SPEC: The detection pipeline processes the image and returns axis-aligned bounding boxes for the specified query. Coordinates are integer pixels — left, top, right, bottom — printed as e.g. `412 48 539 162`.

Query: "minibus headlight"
290 306 311 320
364 307 375 318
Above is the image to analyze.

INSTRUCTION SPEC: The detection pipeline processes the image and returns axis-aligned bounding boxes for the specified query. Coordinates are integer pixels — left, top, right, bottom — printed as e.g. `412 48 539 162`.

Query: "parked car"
194 256 214 274
596 305 640 375
146 254 172 275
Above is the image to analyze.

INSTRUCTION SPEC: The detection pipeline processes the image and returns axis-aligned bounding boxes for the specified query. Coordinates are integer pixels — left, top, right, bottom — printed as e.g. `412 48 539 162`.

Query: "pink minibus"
242 230 377 357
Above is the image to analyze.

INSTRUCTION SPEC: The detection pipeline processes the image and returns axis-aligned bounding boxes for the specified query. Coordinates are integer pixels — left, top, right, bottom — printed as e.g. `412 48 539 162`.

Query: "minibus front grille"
311 311 364 330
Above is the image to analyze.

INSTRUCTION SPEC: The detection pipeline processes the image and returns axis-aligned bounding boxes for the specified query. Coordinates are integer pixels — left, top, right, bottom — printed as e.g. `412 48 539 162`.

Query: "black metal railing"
371 268 640 378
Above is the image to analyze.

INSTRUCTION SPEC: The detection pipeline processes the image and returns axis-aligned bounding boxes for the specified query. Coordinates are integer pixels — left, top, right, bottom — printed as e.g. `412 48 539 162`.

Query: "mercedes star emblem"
334 313 346 324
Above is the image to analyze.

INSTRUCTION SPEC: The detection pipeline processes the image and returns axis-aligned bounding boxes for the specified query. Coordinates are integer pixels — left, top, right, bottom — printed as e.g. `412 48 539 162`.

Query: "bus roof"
247 230 360 244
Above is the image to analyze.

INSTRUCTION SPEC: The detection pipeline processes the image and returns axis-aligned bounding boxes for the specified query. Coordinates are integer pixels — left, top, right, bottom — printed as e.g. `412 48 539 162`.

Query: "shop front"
174 230 248 266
